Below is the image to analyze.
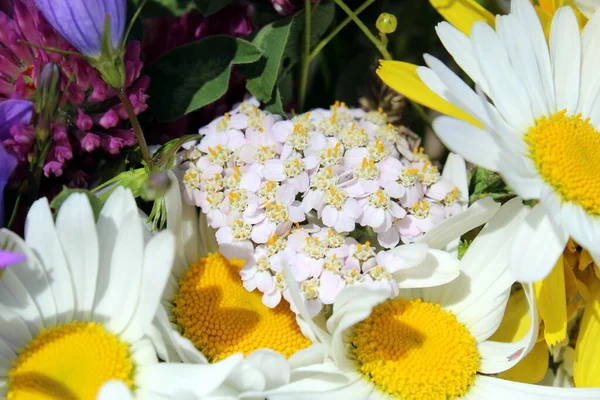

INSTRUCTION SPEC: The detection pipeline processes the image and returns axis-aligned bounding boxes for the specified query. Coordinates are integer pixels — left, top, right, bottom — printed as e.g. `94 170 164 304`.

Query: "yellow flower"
376 0 588 126
491 240 600 387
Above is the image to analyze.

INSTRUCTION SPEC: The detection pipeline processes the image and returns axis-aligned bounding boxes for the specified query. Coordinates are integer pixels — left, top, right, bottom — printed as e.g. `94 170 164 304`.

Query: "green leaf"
194 0 233 15
457 239 472 260
244 1 335 104
245 14 296 102
146 36 263 122
152 134 201 168
50 188 103 220
131 0 196 17
264 87 284 115
469 166 513 204
283 1 336 66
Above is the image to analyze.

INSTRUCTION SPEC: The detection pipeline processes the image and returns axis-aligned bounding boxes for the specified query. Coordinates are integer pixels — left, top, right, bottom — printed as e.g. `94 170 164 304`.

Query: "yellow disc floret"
526 110 600 215
173 253 311 362
350 298 480 399
8 322 134 400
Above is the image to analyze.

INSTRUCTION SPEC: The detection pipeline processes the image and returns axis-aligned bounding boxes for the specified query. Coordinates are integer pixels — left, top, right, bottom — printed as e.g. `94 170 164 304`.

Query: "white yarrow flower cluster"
178 98 465 314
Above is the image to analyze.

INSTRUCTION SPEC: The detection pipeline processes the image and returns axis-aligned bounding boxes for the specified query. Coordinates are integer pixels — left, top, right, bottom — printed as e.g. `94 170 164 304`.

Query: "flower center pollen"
526 110 600 215
351 298 480 399
8 322 134 400
173 253 311 362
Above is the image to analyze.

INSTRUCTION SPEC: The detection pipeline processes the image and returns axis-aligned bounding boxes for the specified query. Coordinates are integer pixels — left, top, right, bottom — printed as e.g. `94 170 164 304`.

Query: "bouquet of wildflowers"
0 0 598 399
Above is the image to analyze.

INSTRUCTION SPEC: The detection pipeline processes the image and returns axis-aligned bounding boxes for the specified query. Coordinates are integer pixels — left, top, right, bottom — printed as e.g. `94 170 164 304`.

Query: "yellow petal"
489 289 530 342
534 256 567 347
376 61 482 128
498 341 549 384
574 286 600 387
576 277 591 302
534 6 554 40
537 0 561 13
564 258 579 301
579 248 594 271
428 0 495 36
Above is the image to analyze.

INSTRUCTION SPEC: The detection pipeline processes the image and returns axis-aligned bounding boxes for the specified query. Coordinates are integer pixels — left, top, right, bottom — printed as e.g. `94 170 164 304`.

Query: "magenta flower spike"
35 0 126 58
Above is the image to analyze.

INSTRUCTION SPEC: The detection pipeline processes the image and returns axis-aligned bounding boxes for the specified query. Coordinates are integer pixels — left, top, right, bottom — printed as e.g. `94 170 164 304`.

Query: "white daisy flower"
0 187 242 399
151 173 334 398
268 199 596 400
398 0 600 281
574 0 600 17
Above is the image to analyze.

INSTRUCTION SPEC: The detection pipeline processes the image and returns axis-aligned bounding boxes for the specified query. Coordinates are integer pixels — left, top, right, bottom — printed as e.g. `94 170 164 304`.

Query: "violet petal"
0 144 17 226
35 0 126 57
0 250 26 268
0 99 33 140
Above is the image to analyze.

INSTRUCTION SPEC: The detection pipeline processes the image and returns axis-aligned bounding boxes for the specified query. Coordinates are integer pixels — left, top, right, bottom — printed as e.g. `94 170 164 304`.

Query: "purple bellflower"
35 0 128 87
35 0 126 58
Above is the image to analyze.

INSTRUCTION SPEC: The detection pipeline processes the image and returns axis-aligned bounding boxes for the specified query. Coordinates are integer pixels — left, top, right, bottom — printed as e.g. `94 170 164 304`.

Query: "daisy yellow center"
173 253 311 362
7 322 134 400
526 110 600 215
350 298 480 399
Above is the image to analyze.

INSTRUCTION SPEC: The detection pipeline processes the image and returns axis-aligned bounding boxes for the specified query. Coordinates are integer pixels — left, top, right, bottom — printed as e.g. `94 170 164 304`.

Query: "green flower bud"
35 63 61 142
376 13 398 34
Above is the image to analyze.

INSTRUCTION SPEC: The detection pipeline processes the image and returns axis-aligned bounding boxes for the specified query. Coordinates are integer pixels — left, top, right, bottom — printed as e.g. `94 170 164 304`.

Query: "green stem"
309 0 376 62
298 0 313 112
90 174 124 194
116 88 152 167
411 100 433 128
332 0 392 60
7 193 22 230
122 0 149 49
28 139 52 205
19 41 87 60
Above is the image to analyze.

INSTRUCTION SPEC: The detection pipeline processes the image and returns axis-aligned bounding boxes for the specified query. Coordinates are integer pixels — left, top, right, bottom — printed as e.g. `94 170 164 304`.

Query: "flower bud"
141 171 172 201
36 0 127 87
35 63 61 142
376 13 397 34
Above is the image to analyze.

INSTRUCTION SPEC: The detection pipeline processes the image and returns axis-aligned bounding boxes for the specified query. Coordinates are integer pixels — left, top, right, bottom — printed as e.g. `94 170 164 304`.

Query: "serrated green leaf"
246 14 296 102
244 1 334 104
194 0 233 15
264 87 284 115
50 188 103 220
146 36 263 122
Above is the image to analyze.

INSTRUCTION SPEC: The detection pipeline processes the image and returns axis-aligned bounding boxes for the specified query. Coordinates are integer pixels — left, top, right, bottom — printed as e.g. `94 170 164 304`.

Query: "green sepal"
91 15 126 88
50 188 104 221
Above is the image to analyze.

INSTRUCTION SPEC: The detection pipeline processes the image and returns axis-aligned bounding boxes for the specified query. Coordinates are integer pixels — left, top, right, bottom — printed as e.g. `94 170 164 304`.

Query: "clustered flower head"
0 0 148 184
178 98 465 315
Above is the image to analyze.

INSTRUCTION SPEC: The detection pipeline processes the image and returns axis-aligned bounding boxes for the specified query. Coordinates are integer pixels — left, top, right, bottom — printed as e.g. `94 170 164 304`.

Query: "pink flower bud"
80 132 101 152
98 109 120 129
101 134 123 155
76 109 93 131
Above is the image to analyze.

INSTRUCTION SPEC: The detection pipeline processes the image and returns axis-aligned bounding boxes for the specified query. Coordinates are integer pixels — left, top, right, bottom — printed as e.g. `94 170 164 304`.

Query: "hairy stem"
117 88 152 166
298 0 313 112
